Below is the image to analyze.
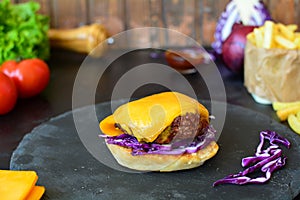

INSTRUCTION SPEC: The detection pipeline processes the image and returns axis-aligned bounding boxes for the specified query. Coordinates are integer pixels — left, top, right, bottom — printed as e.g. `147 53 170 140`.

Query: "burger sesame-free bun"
106 141 219 172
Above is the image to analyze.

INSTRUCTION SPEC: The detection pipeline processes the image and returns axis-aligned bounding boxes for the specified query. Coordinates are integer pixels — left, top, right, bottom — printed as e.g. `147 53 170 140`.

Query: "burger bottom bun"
106 141 219 172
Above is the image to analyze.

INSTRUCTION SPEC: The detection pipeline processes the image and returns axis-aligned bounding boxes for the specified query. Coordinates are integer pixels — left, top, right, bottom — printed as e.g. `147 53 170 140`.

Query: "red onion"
221 23 256 72
212 0 272 72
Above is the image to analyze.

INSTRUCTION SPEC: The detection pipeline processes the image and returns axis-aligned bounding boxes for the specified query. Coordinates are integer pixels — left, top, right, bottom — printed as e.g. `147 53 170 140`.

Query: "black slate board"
10 100 300 200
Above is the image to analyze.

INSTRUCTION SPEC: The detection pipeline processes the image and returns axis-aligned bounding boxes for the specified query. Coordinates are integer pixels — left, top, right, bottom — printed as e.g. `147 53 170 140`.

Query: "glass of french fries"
244 20 300 104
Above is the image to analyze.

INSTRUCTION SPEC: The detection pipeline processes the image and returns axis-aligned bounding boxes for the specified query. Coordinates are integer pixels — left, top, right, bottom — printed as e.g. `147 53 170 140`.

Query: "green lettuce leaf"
0 0 50 64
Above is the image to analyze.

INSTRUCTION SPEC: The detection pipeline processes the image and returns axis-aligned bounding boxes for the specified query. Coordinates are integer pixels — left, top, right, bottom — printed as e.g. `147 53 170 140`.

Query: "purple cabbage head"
212 0 272 54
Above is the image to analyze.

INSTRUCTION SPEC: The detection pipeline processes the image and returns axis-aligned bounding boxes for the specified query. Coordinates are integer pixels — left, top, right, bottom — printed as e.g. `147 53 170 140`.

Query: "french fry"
263 21 275 49
253 28 264 47
295 33 300 38
297 111 300 121
248 21 300 50
275 35 297 49
246 32 256 45
286 24 298 32
276 104 300 121
258 26 265 33
272 101 300 111
288 114 300 135
294 38 300 48
278 23 295 41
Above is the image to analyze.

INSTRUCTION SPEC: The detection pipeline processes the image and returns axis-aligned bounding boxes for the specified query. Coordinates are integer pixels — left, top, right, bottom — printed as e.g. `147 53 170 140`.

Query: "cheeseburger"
99 92 218 172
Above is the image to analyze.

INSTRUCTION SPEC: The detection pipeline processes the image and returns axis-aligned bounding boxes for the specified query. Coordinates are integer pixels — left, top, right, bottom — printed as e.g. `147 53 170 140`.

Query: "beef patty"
115 112 208 144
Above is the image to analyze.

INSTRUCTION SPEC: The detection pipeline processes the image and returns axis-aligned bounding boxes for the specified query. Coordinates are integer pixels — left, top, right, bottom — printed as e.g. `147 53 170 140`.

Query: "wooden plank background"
13 0 300 47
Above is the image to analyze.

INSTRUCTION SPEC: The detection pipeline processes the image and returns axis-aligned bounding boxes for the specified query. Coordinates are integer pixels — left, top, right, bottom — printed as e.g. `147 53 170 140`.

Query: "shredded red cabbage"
213 130 290 186
212 0 271 54
101 125 217 156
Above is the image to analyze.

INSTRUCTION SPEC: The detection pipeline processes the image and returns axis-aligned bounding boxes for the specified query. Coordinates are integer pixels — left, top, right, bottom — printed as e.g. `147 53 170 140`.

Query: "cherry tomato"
0 72 18 115
1 58 50 98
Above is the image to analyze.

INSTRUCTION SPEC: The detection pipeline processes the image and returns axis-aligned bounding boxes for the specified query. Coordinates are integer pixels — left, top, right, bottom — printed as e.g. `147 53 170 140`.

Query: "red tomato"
0 72 18 115
1 58 50 98
0 60 18 73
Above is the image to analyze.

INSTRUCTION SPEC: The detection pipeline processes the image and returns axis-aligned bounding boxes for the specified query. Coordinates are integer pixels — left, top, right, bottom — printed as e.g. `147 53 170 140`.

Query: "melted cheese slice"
0 170 38 200
25 186 45 200
100 92 209 143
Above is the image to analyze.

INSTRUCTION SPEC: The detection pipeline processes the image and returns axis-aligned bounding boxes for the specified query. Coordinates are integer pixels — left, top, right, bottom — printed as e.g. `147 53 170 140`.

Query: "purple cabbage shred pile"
102 125 217 156
213 130 290 186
